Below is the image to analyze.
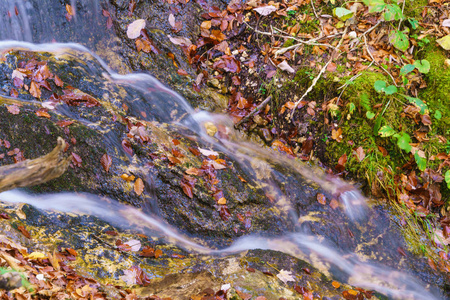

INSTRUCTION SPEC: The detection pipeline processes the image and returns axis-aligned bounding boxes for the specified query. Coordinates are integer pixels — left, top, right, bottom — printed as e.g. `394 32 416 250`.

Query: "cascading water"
0 1 446 299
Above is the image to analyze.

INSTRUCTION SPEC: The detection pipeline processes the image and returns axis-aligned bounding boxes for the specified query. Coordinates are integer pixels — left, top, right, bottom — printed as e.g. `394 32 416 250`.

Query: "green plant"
362 0 412 52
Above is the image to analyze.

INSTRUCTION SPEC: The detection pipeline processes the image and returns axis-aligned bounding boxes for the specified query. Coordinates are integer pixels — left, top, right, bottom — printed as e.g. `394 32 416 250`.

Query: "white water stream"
0 0 445 299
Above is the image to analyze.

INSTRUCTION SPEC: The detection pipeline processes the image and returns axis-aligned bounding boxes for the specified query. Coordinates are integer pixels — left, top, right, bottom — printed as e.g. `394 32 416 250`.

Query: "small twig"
235 95 272 128
397 0 407 31
289 27 348 120
363 34 397 86
311 0 319 19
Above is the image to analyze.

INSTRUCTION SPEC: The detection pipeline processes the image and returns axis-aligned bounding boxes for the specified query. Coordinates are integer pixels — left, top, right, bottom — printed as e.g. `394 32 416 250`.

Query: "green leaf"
374 80 387 93
396 132 412 152
360 93 371 111
413 59 430 74
445 170 450 189
333 7 354 21
379 125 396 137
400 64 415 75
437 35 450 50
402 95 428 114
390 30 409 52
366 111 375 119
414 153 426 171
383 4 403 21
384 85 397 95
434 110 442 120
366 0 386 13
348 102 356 114
408 18 419 30
374 116 383 135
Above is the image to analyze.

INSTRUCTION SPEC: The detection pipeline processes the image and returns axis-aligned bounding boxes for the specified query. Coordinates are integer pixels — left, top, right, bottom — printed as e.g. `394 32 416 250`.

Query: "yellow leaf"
437 35 450 50
218 197 227 205
27 251 47 259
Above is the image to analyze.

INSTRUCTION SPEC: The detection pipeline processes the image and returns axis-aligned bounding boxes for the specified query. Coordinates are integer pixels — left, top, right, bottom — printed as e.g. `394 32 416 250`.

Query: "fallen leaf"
330 199 339 210
198 148 219 157
354 146 365 162
71 152 82 167
29 80 41 98
27 252 47 259
100 153 112 173
277 60 295 73
332 281 341 289
317 193 326 205
123 239 141 252
134 178 144 196
35 108 51 118
54 75 64 87
253 5 277 16
127 19 146 39
17 225 31 238
7 105 20 115
437 35 450 50
276 269 295 284
331 128 343 142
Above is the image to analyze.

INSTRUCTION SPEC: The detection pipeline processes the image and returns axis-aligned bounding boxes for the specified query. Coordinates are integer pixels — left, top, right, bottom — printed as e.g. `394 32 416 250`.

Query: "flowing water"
0 0 446 299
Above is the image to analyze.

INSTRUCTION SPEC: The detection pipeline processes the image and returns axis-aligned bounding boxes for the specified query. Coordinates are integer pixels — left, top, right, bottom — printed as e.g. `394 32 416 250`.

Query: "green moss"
420 47 450 135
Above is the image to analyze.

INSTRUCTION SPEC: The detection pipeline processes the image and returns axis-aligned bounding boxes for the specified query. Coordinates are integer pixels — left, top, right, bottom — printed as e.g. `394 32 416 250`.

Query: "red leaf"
71 152 82 167
218 205 231 221
377 145 388 156
177 69 189 76
100 153 112 172
122 139 133 156
180 181 193 198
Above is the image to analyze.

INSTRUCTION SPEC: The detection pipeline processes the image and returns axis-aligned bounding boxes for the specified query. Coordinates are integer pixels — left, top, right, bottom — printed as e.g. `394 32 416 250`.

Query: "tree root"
0 137 71 193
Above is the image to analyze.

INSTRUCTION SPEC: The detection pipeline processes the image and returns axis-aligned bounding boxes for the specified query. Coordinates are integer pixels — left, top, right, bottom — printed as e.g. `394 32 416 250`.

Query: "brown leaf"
354 146 365 162
317 193 326 205
134 178 144 196
10 88 18 98
336 153 347 172
17 225 30 238
7 105 20 115
29 80 41 98
421 114 432 125
100 153 112 173
60 88 100 107
377 145 388 156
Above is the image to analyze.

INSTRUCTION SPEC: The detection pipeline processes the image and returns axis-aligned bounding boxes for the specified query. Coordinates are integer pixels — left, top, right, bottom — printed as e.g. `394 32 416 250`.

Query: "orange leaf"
54 75 64 87
66 4 74 15
331 128 343 142
330 199 339 210
180 181 193 198
317 193 326 205
35 108 51 118
177 69 189 76
134 178 144 196
154 249 163 258
332 281 340 289
100 153 112 173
